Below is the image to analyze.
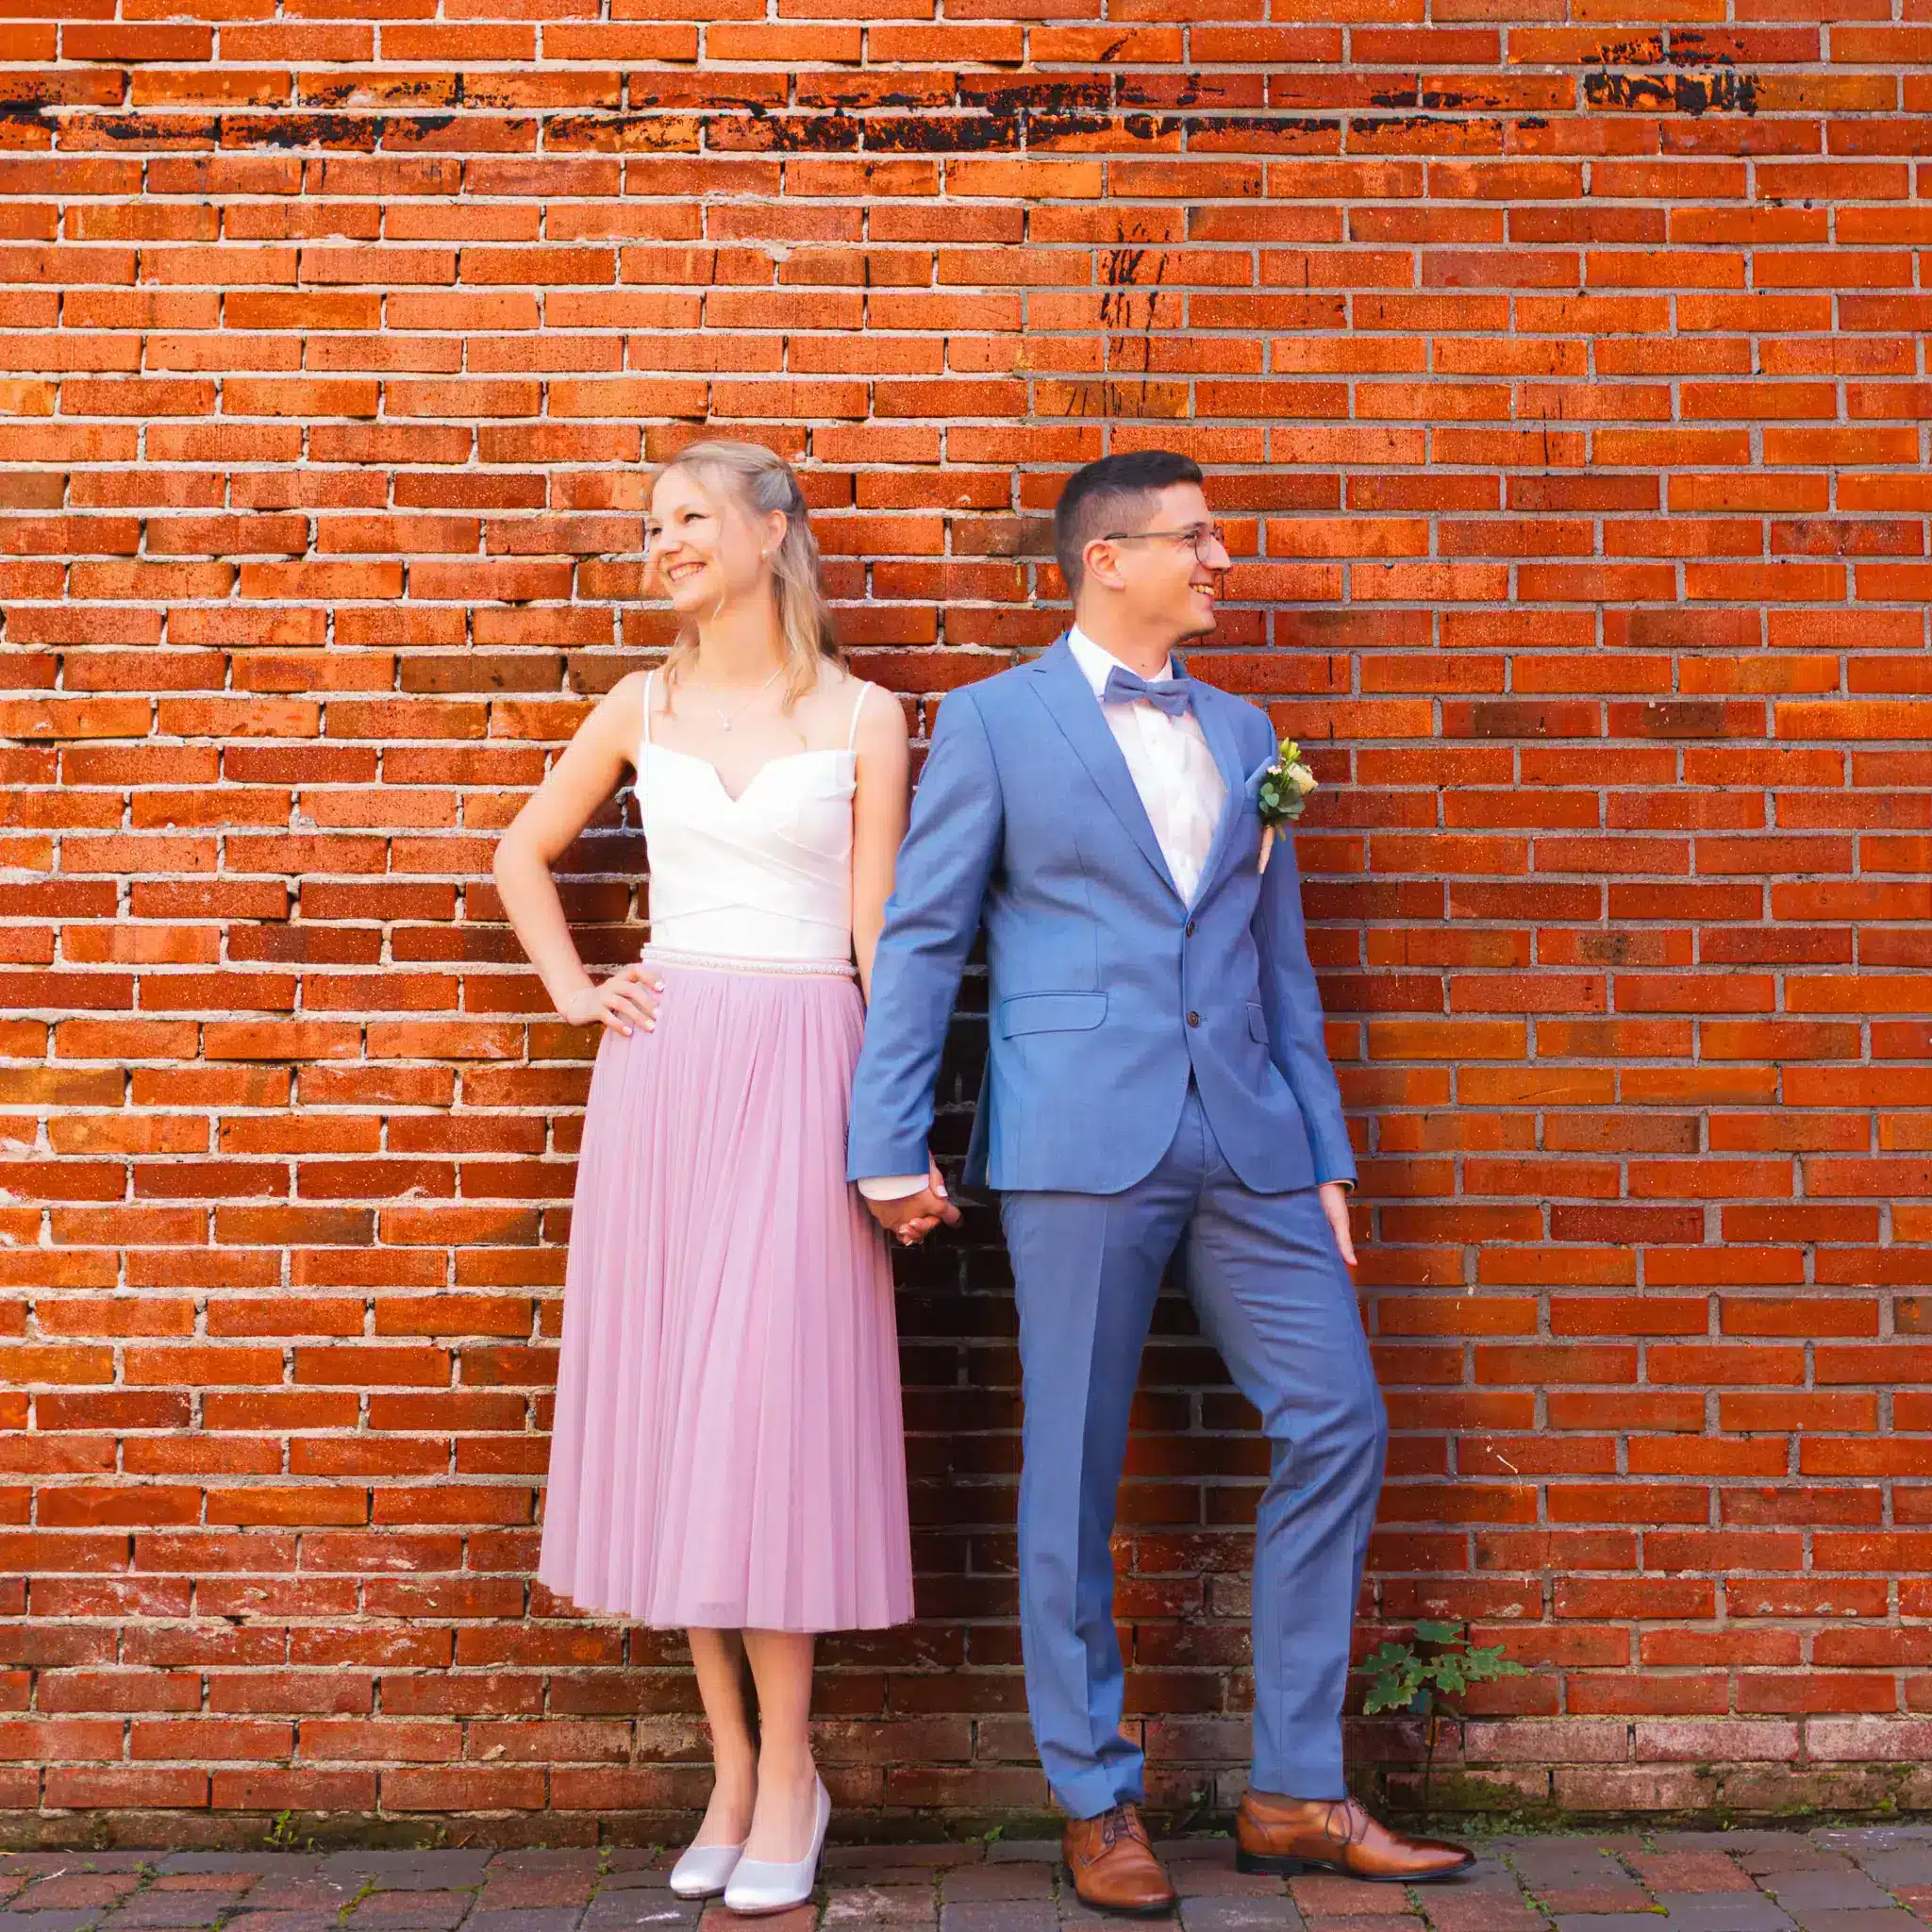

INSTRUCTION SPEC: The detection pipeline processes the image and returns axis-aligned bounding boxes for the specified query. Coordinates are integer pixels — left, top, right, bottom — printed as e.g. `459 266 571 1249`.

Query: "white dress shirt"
858 625 1230 1203
1064 625 1227 904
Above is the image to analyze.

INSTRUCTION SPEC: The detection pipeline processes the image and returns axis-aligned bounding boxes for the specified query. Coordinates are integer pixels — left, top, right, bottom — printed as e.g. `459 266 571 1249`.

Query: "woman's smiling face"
645 466 776 619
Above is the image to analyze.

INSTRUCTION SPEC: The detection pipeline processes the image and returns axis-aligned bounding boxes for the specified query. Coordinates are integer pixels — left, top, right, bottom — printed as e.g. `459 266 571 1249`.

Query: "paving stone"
1298 1915 1420 1932
1549 1919 1679 1932
586 1874 672 1897
1741 1848 1854 1877
480 1869 587 1892
1417 1888 1546 1931
1289 1872 1418 1916
985 1849 1062 1870
0 1914 101 1932
159 1863 306 1879
577 1899 697 1930
824 1854 978 1875
940 1903 1059 1932
822 1884 938 1926
831 1854 979 1874
1537 1892 1651 1917
20 1882 141 1912
943 1870 1053 1904
1049 1896 1110 1929
466 1910 586 1932
476 1878 596 1911
1164 1859 1285 1901
222 1913 345 1932
1788 1914 1924 1932
1178 1901 1307 1932
1509 1845 1630 1879
1648 1898 1794 1931
236 1880 361 1913
347 1894 475 1932
697 1907 813 1932
1764 1873 1897 1912
1631 1852 1757 1893
102 1899 236 1929
1 1863 152 1878
320 1857 493 1892
1852 1858 1932 1892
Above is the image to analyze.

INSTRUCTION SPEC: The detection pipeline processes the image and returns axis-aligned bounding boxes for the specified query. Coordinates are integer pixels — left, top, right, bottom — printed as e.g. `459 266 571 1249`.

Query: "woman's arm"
848 679 912 1004
491 672 660 1036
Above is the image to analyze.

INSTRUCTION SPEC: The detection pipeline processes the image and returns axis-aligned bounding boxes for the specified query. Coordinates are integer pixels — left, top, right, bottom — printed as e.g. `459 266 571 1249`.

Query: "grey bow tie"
1101 665 1195 718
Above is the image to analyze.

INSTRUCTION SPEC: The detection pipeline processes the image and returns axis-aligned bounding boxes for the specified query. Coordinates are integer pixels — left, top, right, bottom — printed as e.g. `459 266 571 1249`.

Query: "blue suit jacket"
847 637 1356 1197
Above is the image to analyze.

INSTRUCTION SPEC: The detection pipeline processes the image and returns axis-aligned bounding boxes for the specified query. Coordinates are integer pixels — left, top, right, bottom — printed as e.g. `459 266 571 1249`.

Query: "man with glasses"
849 450 1472 1911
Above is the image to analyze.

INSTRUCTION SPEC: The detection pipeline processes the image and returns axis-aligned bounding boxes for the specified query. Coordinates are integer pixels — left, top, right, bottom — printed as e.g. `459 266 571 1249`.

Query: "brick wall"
4 0 1930 1844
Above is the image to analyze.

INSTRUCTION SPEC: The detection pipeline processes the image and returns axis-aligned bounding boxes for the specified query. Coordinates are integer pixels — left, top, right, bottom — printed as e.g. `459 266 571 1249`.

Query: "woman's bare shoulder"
585 667 656 758
836 672 907 743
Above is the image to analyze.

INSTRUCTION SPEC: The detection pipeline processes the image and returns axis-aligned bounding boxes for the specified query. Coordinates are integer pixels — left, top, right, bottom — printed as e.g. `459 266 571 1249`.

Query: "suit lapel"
1025 636 1181 901
1188 679 1253 908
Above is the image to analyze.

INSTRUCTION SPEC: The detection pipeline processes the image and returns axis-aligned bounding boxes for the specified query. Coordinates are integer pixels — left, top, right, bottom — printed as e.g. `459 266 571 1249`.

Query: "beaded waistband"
642 942 857 980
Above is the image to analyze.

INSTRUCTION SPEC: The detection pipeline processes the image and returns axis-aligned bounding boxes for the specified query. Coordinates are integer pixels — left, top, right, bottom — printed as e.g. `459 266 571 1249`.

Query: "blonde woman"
493 441 923 1912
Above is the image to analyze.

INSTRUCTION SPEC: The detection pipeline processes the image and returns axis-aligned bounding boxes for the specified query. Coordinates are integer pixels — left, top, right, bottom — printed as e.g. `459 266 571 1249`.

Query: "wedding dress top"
638 669 865 967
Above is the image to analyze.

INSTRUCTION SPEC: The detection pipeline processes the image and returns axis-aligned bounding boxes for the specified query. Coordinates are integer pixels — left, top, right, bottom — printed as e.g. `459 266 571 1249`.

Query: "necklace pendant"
720 718 731 731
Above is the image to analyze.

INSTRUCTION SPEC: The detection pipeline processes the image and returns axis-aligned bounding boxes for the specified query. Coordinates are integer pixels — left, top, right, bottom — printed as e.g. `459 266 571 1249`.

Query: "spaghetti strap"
642 669 657 749
845 680 869 754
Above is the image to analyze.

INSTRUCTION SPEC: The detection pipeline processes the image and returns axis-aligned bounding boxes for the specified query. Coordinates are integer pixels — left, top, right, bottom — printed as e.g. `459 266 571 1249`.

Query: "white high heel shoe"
668 1839 744 1901
723 1777 830 1916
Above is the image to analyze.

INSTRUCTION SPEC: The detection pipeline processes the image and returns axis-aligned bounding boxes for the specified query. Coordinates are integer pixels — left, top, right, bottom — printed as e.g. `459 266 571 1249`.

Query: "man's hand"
1319 1180 1357 1270
866 1157 963 1247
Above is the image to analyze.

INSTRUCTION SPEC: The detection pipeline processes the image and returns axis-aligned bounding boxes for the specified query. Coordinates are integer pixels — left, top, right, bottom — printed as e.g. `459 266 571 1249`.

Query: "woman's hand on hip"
562 962 663 1037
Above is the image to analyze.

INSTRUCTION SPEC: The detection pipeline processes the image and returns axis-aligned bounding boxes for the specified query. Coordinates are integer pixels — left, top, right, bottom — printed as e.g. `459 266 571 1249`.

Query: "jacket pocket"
997 992 1108 1037
1247 1001 1270 1044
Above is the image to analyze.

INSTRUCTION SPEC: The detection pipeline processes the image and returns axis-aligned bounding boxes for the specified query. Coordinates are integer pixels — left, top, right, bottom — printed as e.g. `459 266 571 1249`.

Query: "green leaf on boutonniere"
1256 736 1319 874
1257 736 1316 833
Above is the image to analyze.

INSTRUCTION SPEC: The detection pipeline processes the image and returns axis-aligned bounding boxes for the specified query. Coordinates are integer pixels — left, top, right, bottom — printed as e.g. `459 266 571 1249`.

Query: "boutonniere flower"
1257 736 1317 874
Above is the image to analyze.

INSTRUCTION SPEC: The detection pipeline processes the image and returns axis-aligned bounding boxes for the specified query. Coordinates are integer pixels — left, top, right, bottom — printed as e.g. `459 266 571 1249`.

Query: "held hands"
866 1156 962 1248
1319 1179 1357 1270
561 961 664 1037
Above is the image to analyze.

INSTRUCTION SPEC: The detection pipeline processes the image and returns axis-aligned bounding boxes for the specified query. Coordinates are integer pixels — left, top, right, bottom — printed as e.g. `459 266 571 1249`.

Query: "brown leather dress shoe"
1061 1803 1177 1917
1235 1790 1474 1884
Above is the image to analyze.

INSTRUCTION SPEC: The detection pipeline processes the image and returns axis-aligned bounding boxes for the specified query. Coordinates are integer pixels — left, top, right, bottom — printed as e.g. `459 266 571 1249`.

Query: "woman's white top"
637 669 865 966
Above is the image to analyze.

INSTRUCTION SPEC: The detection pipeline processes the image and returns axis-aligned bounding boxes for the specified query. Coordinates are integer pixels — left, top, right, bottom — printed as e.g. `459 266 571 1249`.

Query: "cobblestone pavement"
3 1831 1932 1932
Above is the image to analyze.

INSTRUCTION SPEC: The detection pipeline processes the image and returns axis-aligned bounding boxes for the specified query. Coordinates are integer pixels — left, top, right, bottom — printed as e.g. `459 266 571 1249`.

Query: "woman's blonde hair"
651 439 841 708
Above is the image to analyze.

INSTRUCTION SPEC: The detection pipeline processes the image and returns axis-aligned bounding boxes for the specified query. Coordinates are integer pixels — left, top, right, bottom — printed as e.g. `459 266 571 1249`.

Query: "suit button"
1187 1011 1200 1027
1185 919 1197 937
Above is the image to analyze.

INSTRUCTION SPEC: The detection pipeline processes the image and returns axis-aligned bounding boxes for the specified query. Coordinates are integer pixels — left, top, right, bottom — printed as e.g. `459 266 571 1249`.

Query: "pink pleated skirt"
538 951 915 1633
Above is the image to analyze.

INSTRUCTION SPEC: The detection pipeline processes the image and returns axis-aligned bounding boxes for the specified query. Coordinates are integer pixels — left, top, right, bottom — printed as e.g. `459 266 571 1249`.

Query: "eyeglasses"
1100 523 1227 564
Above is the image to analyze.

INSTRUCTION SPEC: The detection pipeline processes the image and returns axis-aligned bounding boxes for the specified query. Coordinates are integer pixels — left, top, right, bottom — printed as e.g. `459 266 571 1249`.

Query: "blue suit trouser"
999 1085 1389 1821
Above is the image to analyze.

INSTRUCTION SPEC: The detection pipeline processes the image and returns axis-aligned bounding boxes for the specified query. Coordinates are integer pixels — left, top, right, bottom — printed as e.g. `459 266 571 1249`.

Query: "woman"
493 440 930 1912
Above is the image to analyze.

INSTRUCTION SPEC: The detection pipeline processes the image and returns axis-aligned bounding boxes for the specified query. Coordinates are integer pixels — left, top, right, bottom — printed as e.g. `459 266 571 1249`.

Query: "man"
849 452 1473 1910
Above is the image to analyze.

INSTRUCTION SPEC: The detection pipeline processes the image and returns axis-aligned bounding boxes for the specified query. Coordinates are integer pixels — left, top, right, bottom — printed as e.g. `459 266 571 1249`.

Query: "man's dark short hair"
1053 450 1205 601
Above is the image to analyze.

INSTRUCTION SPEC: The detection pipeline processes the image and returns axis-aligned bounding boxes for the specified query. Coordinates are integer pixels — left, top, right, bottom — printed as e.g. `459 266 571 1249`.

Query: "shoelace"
1317 1798 1373 1849
1097 1805 1150 1853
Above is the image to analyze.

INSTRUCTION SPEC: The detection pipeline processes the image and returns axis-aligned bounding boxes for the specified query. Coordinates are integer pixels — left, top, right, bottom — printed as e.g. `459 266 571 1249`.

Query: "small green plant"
1355 1620 1527 1822
263 1810 314 1855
